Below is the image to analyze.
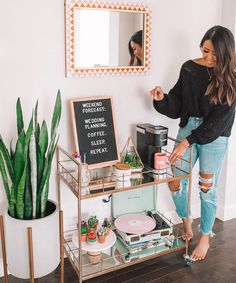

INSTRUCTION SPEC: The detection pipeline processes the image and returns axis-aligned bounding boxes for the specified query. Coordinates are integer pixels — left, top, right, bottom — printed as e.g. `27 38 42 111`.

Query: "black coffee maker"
136 124 168 169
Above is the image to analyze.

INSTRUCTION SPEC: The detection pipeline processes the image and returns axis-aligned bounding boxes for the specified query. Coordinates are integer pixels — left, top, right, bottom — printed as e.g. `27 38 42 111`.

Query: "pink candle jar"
154 153 167 173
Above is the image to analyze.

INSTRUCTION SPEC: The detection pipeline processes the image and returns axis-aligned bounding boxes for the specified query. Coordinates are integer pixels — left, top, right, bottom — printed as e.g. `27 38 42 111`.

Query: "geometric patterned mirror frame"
65 0 151 77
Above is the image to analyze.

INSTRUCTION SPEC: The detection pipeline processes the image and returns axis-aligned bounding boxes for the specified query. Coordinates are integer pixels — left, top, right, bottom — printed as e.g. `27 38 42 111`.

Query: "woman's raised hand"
150 86 164 101
168 139 190 164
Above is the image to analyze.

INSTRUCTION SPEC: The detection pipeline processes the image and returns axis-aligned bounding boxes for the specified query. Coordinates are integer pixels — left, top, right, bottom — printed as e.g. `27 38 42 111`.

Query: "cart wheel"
183 254 194 266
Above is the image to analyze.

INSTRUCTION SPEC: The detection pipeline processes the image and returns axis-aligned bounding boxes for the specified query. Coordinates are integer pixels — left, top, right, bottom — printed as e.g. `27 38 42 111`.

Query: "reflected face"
201 40 216 67
131 41 143 61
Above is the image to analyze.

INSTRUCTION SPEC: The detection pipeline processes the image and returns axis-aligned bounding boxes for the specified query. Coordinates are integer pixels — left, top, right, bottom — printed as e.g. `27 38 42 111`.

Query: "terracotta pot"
88 227 96 234
87 232 97 245
80 233 87 242
87 252 102 264
98 235 106 244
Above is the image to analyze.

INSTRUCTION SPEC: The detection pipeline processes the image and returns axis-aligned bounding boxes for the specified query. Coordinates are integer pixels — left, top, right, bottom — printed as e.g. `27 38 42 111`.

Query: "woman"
128 30 143 66
150 25 236 261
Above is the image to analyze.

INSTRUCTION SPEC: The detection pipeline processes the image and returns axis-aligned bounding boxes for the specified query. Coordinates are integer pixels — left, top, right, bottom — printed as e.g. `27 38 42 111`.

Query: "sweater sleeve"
186 102 236 145
153 67 183 119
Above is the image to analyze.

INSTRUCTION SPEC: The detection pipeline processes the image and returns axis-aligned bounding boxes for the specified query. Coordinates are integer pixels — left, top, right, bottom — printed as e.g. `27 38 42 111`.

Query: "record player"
112 186 173 246
115 211 173 245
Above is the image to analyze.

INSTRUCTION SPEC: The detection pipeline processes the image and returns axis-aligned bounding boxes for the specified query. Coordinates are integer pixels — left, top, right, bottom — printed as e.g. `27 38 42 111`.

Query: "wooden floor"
1 218 236 283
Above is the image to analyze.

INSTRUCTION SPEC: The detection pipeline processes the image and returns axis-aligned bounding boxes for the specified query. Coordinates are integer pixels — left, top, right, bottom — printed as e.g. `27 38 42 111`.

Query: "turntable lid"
112 185 156 218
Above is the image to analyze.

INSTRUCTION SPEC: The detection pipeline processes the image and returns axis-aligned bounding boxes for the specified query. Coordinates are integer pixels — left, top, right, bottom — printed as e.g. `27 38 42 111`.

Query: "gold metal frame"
64 0 151 77
56 137 193 282
0 211 64 283
0 216 8 283
0 150 64 283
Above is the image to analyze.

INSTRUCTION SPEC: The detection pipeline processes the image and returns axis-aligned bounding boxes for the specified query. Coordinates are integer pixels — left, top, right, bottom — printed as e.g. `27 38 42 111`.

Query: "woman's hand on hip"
150 86 164 101
169 139 190 164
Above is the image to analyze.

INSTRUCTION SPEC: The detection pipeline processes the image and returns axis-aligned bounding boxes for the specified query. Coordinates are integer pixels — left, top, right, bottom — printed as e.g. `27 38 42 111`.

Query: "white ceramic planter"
4 200 60 279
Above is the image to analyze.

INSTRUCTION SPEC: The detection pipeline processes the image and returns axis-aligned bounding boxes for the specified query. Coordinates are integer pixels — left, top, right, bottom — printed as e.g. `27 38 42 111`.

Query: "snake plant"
0 90 61 219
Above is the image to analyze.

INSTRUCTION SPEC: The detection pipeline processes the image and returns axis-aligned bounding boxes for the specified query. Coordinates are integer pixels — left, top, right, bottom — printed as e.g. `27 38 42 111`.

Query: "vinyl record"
114 213 156 234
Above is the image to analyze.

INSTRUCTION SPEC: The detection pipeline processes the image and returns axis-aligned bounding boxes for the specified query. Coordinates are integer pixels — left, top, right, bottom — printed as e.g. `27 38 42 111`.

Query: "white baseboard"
164 203 236 224
0 257 4 277
0 257 10 278
217 203 236 221
165 203 236 223
163 204 201 225
161 210 181 225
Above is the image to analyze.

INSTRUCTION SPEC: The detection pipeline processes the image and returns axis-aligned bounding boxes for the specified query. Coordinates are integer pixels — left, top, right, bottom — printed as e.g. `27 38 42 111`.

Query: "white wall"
1 0 235 276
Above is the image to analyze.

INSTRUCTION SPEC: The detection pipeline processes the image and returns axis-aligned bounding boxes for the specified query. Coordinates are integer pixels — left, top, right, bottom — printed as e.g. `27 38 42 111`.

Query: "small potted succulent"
88 215 98 233
97 226 106 244
80 221 88 242
124 153 143 172
102 218 112 235
87 232 97 245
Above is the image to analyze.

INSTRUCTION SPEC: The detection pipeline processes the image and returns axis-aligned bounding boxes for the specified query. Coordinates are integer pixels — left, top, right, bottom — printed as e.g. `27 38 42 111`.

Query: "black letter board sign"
70 96 120 168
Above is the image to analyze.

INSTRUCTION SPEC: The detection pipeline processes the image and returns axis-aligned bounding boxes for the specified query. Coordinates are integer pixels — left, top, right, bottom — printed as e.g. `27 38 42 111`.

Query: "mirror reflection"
74 8 145 68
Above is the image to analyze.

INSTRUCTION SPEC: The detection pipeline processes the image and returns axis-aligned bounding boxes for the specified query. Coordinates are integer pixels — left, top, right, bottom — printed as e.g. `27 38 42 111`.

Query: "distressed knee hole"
169 180 180 192
199 172 214 193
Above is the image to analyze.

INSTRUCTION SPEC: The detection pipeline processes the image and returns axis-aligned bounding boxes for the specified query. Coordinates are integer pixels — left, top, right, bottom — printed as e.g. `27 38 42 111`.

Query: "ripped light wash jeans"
172 117 228 235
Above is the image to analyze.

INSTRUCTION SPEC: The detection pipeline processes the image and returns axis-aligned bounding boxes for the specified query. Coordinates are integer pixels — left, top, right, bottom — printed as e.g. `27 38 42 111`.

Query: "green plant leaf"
5 92 62 220
0 135 14 181
41 179 49 217
24 117 33 156
24 154 32 219
39 120 48 157
51 90 61 139
37 91 61 214
36 135 58 214
34 101 40 144
16 98 24 136
37 147 45 190
24 187 32 219
0 152 10 204
9 184 16 217
24 176 32 219
10 139 14 160
16 161 27 219
29 127 37 219
13 132 25 187
35 122 40 145
47 131 57 163
34 100 38 126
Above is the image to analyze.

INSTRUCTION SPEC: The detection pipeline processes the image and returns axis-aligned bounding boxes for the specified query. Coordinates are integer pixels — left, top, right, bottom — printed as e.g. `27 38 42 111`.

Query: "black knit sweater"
153 60 236 145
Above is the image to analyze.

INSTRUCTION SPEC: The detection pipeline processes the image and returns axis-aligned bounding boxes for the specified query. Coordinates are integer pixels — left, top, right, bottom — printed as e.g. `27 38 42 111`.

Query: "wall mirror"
65 1 151 77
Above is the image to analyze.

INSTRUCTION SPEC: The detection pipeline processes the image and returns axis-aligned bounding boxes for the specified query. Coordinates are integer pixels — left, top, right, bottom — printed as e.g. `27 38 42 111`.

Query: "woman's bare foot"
182 218 193 241
191 234 209 261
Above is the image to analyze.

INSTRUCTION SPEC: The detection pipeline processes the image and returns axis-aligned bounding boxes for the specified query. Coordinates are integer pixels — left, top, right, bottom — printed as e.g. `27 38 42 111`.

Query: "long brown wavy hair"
200 25 236 106
128 30 143 66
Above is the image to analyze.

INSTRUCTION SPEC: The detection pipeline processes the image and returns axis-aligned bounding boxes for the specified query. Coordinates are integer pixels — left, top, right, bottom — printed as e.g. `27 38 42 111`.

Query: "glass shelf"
57 143 192 281
63 222 185 280
57 145 191 199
